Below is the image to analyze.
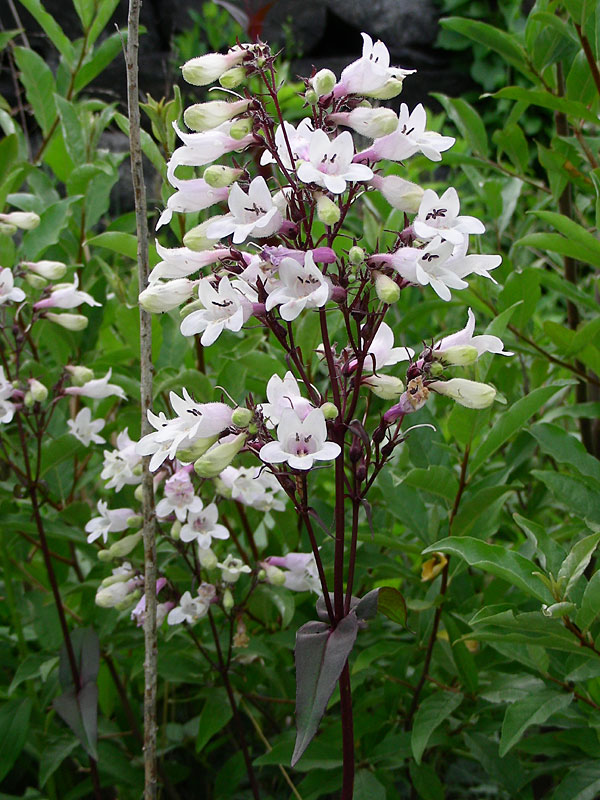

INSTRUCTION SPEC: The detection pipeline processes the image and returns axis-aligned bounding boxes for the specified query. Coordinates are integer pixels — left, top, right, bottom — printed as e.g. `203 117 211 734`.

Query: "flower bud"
108 530 142 558
184 99 250 132
0 222 17 235
222 588 234 612
95 581 133 608
229 117 253 140
219 65 246 89
175 434 219 463
363 374 404 400
365 76 406 100
170 520 181 540
203 165 243 188
429 361 444 378
316 194 340 226
66 365 94 385
115 588 141 611
183 217 223 251
374 273 400 304
44 312 88 331
194 433 246 478
0 211 40 230
329 107 398 138
311 68 336 97
320 402 338 420
429 378 496 409
134 484 144 502
23 260 67 280
25 273 47 290
370 174 424 214
139 279 196 313
232 407 253 427
348 246 365 266
198 547 218 569
181 49 245 87
126 515 142 528
262 563 286 586
24 391 34 408
28 378 48 403
305 88 318 105
97 549 113 562
434 345 479 367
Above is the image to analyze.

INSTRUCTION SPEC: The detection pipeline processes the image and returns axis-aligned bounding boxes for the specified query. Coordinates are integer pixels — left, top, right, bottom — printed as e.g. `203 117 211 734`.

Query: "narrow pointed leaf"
499 690 572 756
411 691 463 764
557 532 600 597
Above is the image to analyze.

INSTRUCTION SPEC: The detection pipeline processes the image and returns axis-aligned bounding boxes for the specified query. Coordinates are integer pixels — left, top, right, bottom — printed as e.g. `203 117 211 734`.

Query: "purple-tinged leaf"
292 613 358 766
58 628 99 690
53 685 98 760
354 589 380 620
213 0 249 30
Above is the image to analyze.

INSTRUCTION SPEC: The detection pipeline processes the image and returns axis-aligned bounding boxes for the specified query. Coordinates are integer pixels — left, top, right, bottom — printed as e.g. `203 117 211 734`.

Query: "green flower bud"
176 434 219 463
194 433 246 478
23 391 34 408
25 273 47 290
429 361 444 378
134 484 144 503
108 530 143 558
229 117 253 140
348 246 365 266
203 165 243 188
429 378 497 410
171 520 181 540
23 260 67 280
219 66 246 89
184 99 250 132
198 547 218 569
97 549 113 562
363 374 404 400
305 88 318 105
263 564 286 586
183 217 223 251
115 588 141 611
0 211 40 230
44 312 88 331
232 407 253 427
66 365 94 385
434 345 479 367
222 588 234 612
321 402 338 420
311 68 336 97
0 222 17 235
126 515 143 528
181 50 245 86
365 76 405 100
316 193 340 226
374 273 400 304
28 379 48 403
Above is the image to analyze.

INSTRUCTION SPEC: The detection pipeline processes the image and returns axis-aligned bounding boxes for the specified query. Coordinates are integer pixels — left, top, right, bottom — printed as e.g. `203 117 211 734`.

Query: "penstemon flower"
265 252 331 321
259 408 341 471
0 268 25 305
67 407 106 446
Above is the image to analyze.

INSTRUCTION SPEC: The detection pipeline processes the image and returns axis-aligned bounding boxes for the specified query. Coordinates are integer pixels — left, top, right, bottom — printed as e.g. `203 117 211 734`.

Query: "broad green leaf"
499 690 572 756
354 769 386 800
516 232 600 268
440 18 533 79
470 384 566 473
423 537 553 602
493 86 600 127
0 30 20 51
444 613 478 693
0 698 33 781
431 93 488 156
529 210 600 267
411 691 463 764
86 231 159 265
72 0 95 29
13 46 57 134
557 532 600 597
577 571 600 631
533 470 600 525
22 196 80 261
513 513 566 575
452 485 517 537
531 423 600 484
408 761 445 800
538 270 600 313
403 465 458 502
17 0 74 63
8 653 48 694
40 434 82 478
293 614 358 766
377 587 408 627
195 689 233 753
464 732 526 796
87 0 120 45
54 95 86 164
39 733 79 787
74 31 127 94
552 764 600 800
493 123 529 174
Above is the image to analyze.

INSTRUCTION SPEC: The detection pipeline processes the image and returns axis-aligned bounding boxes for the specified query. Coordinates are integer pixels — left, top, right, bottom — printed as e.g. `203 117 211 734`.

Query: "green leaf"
493 86 600 127
54 95 86 164
423 537 553 603
403 465 458 502
408 760 445 800
13 46 57 134
72 0 95 29
0 698 33 781
470 384 566 473
552 763 600 800
73 31 127 94
22 197 80 260
529 210 600 268
531 423 600 484
452 485 517 537
114 111 165 176
86 231 159 265
557 532 600 597
39 733 79 787
576 571 600 632
411 691 463 764
513 513 566 576
431 93 488 156
444 613 478 693
440 17 533 78
195 689 233 753
354 770 386 800
533 470 600 525
493 123 529 173
0 30 20 51
377 587 408 627
499 690 572 756
516 231 600 268
17 0 74 63
87 0 120 46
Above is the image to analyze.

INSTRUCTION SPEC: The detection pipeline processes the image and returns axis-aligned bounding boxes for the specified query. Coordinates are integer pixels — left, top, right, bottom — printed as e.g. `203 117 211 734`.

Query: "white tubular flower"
139 278 197 313
0 268 25 305
218 466 287 512
149 243 231 281
260 119 314 169
67 407 106 446
101 429 142 491
328 107 398 138
265 553 321 593
265 252 331 321
352 321 414 373
258 371 314 428
22 260 67 280
65 368 126 400
0 368 15 424
167 122 255 183
369 174 424 213
167 591 209 625
217 554 252 583
85 500 133 544
414 187 485 245
297 129 373 194
429 378 497 409
43 312 88 330
181 47 247 86
362 374 404 399
206 177 283 244
184 99 251 131
156 468 203 522
33 274 100 310
156 178 229 230
259 407 341 471
355 104 455 163
180 276 254 345
434 308 513 361
333 33 415 97
180 503 229 548
0 211 40 230
95 579 137 609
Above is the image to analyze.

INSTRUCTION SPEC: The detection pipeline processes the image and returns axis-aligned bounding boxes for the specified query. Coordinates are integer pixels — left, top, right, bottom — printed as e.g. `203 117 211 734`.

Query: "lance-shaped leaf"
292 613 358 766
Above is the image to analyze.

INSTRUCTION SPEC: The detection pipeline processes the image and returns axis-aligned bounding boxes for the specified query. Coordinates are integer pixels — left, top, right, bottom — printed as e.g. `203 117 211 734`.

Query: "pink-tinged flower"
167 122 256 183
0 268 25 305
181 47 247 86
333 33 414 97
206 177 283 244
297 129 373 194
265 552 321 593
167 590 209 625
259 407 341 471
64 368 127 400
217 554 252 583
265 252 331 321
261 246 336 267
218 465 286 512
428 378 496 409
180 276 254 345
347 322 414 373
101 429 142 491
328 107 398 139
149 242 232 280
355 104 455 164
157 178 229 229
369 174 424 213
131 579 171 627
180 502 229 548
156 468 203 522
67 407 106 446
34 274 100 310
258 372 314 428
414 187 485 245
434 308 512 360
260 119 314 170
85 500 133 544
0 367 15 424
384 376 430 422
139 278 198 313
